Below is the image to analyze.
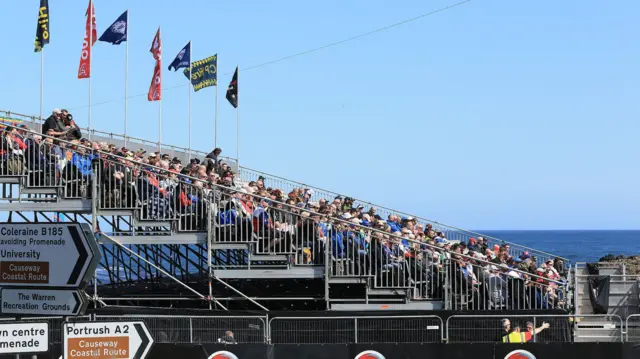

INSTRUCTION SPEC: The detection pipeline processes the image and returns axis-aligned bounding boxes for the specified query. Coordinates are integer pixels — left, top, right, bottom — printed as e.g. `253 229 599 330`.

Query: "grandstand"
0 109 571 312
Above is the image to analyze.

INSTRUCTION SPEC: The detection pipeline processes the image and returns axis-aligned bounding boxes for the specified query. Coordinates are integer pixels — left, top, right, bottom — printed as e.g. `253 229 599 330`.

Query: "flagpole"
159 99 162 151
88 2 93 141
40 48 44 122
215 61 219 150
124 9 129 147
188 42 192 160
236 67 240 167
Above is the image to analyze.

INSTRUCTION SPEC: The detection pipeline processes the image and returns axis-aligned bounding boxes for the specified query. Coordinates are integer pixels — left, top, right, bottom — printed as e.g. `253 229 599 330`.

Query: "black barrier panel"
273 344 494 359
351 344 495 359
623 343 640 359
494 343 623 359
203 344 271 359
148 344 208 359
273 344 350 359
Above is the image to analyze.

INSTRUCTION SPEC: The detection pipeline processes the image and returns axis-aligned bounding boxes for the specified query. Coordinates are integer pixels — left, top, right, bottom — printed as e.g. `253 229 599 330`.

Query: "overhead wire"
68 0 472 111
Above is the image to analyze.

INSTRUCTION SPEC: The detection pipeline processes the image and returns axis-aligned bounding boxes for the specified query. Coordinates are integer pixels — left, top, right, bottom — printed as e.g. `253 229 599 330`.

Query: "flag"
226 66 238 108
77 0 97 79
34 0 50 52
168 42 191 71
148 28 162 101
99 10 127 45
183 55 217 92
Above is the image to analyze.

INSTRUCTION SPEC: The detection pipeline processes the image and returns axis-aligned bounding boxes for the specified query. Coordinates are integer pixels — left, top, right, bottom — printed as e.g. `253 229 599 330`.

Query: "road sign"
0 223 100 288
0 322 48 354
0 288 87 316
63 321 153 359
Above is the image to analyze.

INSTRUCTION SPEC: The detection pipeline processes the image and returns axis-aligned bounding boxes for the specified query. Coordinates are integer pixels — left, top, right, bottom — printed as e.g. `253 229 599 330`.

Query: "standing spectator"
499 318 512 341
205 147 222 171
524 321 550 342
42 109 68 137
217 330 237 344
62 112 82 141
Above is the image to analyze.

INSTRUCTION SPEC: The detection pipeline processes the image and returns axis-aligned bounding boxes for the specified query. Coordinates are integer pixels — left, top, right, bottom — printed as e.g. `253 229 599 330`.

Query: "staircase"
573 262 639 342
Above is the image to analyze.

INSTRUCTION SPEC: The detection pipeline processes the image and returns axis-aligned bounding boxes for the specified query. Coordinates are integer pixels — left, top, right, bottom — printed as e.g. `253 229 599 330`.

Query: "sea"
479 230 640 264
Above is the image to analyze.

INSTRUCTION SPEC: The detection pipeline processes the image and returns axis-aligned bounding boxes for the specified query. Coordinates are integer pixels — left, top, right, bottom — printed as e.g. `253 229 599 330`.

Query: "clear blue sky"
0 0 638 230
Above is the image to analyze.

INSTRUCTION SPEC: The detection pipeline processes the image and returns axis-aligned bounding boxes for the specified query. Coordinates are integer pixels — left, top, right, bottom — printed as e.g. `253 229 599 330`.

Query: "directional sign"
0 288 87 316
0 322 48 354
63 321 153 359
0 223 100 288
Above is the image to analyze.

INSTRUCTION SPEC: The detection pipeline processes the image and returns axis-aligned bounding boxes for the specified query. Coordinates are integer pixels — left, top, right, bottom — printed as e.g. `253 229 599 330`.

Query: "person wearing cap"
42 108 68 137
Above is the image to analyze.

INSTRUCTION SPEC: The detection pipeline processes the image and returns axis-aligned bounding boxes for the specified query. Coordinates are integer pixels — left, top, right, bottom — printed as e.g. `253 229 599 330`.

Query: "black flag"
226 67 238 108
34 0 50 52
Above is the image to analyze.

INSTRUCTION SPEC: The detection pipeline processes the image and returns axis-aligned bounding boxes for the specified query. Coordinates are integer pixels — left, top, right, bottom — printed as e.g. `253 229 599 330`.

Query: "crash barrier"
3 313 639 344
23 343 640 359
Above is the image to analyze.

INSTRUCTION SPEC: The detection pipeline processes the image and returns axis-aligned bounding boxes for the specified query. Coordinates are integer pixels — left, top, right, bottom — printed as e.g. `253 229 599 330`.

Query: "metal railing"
94 315 267 344
268 315 444 344
237 168 570 271
446 314 623 343
0 316 91 343
0 110 238 171
1 314 638 343
0 125 571 310
625 314 640 342
1 109 568 269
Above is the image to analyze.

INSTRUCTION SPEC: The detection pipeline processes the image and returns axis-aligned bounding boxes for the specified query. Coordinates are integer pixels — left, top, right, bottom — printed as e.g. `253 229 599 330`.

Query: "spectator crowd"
0 109 569 310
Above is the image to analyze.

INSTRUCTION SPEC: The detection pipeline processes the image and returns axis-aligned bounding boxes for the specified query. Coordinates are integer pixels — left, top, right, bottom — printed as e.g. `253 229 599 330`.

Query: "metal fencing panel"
94 315 192 343
355 316 443 343
94 315 267 344
269 316 443 344
190 316 267 344
1 315 92 344
446 314 622 343
269 317 355 344
626 314 640 342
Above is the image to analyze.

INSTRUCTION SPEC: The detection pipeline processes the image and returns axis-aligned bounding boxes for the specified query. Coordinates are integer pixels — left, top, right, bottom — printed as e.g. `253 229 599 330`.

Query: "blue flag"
168 42 191 71
99 10 127 45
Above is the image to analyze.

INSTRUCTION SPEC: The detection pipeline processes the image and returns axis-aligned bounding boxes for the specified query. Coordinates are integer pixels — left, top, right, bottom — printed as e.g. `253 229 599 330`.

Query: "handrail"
6 123 567 288
0 110 237 164
1 109 568 266
238 167 568 263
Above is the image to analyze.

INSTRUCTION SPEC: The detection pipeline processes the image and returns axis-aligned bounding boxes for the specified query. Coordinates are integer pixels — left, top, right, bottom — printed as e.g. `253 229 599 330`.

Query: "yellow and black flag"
34 0 50 52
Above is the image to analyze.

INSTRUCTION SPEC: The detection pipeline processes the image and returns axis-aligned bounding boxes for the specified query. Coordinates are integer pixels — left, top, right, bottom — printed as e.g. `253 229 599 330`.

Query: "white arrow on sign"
0 223 100 288
0 288 87 316
63 321 154 359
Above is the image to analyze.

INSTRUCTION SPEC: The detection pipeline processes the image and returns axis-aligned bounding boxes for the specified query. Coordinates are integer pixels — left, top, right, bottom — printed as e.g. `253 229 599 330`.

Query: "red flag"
77 0 97 79
148 28 162 101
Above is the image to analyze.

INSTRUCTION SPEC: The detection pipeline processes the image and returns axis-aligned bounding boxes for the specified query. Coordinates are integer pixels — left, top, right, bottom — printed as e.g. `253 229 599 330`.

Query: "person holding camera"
60 109 82 141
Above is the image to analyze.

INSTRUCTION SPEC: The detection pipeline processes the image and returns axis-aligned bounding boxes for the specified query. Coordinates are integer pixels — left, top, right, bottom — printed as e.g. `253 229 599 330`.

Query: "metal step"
250 254 288 262
132 217 173 228
367 288 408 296
21 187 58 195
211 243 250 250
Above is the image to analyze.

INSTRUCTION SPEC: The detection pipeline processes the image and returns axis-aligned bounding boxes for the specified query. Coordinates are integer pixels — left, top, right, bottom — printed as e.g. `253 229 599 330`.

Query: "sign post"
1 288 87 316
63 322 153 359
0 223 100 288
0 322 48 354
